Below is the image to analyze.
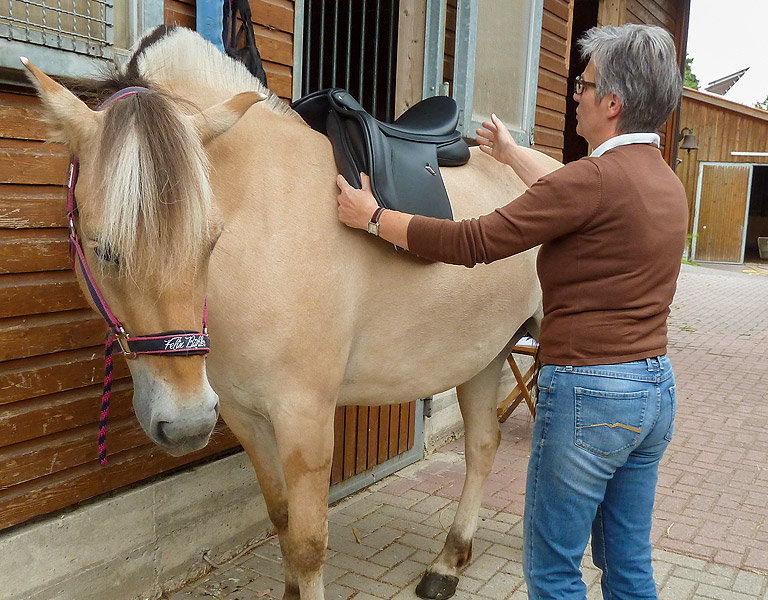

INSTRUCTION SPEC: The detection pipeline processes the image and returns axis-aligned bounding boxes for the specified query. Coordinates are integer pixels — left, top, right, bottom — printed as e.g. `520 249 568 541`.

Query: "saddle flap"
294 88 463 221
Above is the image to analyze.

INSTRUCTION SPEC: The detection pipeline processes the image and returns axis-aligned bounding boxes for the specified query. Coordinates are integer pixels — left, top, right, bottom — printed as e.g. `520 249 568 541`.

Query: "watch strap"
368 207 386 236
370 207 386 225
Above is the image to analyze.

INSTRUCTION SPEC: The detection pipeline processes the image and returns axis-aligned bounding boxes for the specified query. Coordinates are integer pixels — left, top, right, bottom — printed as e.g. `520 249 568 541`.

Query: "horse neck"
208 102 339 228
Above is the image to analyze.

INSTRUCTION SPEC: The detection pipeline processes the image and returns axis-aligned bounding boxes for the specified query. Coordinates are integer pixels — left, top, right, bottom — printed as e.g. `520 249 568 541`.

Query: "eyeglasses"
574 75 596 95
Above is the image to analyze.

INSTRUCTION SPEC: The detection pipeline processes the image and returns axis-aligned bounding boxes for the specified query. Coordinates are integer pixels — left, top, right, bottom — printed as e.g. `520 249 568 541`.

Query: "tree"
684 55 700 90
755 95 768 111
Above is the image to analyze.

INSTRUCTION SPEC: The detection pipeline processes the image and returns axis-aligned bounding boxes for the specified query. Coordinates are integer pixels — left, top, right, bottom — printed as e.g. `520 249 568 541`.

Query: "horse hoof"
415 572 459 600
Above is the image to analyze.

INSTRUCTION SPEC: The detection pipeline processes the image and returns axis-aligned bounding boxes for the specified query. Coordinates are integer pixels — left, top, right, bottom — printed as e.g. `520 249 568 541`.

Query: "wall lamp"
678 127 698 152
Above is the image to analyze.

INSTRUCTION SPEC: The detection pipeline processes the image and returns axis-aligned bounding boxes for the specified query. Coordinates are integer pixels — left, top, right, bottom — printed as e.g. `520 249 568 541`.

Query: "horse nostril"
213 400 220 420
155 421 172 445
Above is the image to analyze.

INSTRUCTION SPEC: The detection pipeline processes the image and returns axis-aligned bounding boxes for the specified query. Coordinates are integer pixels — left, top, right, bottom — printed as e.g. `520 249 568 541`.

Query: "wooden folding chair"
497 339 540 422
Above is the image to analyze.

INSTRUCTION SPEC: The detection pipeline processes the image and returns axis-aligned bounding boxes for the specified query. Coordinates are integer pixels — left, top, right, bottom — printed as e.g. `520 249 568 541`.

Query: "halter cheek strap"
67 86 211 464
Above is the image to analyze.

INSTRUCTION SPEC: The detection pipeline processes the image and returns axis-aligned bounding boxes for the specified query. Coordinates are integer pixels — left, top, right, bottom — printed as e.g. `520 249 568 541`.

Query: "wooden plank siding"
166 0 295 101
693 164 751 262
677 88 768 237
533 0 572 160
0 0 419 530
0 88 241 531
597 0 690 165
0 0 301 532
329 402 417 486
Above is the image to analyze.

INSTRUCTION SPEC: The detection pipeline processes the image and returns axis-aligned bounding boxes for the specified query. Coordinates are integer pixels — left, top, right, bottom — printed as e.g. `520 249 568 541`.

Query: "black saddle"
291 89 470 221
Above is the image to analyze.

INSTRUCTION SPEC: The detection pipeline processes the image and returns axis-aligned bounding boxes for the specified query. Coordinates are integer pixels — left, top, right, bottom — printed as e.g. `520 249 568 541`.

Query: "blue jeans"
523 357 676 600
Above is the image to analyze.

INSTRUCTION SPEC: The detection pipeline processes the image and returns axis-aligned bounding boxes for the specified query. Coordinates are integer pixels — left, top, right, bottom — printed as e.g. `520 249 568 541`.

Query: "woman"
337 23 687 600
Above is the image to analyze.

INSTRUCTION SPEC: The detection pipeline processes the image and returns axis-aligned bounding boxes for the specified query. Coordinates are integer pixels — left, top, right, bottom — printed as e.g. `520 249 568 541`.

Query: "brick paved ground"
168 263 768 600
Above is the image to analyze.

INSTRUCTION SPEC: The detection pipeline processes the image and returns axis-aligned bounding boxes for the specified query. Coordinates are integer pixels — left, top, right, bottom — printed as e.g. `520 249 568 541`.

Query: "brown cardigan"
407 144 688 366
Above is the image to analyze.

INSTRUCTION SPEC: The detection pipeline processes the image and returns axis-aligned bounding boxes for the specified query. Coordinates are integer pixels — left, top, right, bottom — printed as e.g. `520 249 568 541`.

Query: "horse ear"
20 57 100 152
190 91 266 144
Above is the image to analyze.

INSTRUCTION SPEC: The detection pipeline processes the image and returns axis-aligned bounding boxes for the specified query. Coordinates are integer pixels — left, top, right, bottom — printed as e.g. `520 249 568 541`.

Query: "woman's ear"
606 92 623 120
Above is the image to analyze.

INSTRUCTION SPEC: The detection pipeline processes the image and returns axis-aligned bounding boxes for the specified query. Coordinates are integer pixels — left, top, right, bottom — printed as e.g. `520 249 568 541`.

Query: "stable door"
693 162 752 263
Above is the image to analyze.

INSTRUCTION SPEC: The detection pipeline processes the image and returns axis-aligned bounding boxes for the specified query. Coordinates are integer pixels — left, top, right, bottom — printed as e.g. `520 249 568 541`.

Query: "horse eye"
94 244 121 265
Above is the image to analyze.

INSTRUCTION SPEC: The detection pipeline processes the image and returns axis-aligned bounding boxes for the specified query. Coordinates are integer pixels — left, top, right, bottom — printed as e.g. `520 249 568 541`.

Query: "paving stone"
409 494 453 515
474 526 516 546
352 512 395 535
325 552 389 580
695 583 760 600
477 570 524 599
390 519 445 540
396 532 445 554
379 559 427 588
461 553 507 580
375 490 429 509
674 565 736 588
659 575 697 600
369 542 417 569
733 571 767 596
324 582 356 600
485 542 522 562
360 526 405 551
455 574 484 593
336 573 399 599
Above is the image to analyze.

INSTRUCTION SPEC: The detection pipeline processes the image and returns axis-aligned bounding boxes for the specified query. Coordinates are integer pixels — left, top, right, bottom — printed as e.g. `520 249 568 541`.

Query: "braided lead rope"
98 333 114 465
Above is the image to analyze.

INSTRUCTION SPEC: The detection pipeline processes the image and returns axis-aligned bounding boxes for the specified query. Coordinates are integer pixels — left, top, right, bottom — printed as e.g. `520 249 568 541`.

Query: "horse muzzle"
130 363 220 456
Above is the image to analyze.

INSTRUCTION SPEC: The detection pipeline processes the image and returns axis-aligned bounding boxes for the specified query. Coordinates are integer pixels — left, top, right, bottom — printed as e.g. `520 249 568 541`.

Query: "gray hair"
577 24 682 134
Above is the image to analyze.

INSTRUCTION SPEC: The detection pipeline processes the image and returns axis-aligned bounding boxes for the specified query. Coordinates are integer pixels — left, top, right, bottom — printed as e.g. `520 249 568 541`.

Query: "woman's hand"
337 173 379 230
476 113 520 167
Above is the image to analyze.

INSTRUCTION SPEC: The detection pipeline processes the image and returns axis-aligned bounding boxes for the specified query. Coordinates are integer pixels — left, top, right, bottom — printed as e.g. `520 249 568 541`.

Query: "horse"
22 25 561 600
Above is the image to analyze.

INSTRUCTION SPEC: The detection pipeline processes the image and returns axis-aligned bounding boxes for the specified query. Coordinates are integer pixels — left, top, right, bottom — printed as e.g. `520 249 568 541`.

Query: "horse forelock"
93 90 212 285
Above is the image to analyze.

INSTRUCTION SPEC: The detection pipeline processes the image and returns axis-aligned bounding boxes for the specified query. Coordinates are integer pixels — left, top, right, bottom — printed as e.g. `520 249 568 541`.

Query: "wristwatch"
367 207 386 236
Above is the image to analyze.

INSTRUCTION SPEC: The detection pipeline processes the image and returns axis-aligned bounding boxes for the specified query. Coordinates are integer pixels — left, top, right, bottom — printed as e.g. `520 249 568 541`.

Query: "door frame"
692 161 754 264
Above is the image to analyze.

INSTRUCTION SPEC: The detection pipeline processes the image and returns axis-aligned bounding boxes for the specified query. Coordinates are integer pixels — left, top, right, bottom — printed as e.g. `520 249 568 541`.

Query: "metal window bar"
1 0 113 57
300 0 398 122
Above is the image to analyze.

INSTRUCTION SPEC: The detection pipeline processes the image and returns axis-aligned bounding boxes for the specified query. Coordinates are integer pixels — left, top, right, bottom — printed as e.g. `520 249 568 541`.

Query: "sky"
685 0 768 107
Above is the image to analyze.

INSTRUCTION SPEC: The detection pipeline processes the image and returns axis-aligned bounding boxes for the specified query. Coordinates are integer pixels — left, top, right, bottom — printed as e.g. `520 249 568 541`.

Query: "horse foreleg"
272 402 336 600
416 354 506 600
219 405 300 600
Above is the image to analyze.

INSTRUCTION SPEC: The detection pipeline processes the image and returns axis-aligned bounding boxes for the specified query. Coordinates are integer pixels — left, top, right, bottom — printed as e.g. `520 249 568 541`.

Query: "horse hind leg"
219 405 301 600
416 352 508 600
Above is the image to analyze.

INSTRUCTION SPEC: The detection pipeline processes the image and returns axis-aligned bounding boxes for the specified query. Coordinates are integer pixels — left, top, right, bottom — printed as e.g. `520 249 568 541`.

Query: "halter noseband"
68 87 211 464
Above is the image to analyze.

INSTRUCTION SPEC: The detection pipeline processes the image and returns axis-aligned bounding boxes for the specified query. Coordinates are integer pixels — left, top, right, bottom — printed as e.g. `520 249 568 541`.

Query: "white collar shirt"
590 133 661 158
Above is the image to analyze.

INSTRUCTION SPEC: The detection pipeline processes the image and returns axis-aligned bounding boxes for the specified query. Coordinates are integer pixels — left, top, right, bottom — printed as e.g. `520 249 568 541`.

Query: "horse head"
21 57 264 456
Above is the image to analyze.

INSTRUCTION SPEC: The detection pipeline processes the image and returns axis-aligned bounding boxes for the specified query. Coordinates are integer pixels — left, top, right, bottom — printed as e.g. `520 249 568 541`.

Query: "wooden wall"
534 0 572 160
165 0 295 101
677 88 768 236
0 0 298 533
0 89 242 531
598 0 691 164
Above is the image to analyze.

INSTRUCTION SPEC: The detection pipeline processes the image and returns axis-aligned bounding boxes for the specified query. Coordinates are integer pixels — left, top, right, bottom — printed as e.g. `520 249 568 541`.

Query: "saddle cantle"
292 89 470 221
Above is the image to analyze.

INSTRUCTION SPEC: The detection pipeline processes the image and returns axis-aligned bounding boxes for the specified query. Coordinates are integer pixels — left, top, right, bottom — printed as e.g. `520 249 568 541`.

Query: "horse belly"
337 247 540 406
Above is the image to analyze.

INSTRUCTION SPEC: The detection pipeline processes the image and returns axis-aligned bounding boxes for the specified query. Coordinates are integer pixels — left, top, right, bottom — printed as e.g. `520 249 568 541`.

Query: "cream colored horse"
24 26 560 600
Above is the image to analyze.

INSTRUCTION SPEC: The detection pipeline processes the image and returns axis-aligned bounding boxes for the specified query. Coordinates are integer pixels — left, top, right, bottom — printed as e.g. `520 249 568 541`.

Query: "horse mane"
128 25 300 120
63 26 298 284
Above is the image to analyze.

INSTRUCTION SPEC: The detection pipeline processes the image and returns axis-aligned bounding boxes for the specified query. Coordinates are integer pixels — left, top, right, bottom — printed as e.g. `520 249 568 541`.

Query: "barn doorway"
745 165 768 262
563 0 598 163
692 162 768 264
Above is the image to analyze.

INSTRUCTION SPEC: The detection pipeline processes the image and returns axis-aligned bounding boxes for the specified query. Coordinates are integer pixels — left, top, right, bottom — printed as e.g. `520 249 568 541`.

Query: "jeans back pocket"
575 387 648 457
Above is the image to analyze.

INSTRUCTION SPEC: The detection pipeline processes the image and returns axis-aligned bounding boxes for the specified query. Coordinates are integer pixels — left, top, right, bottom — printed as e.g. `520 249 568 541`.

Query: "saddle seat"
292 89 470 221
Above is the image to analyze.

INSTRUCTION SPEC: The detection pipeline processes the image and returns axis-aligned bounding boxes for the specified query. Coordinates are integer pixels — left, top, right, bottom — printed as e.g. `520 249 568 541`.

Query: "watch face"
367 221 379 235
